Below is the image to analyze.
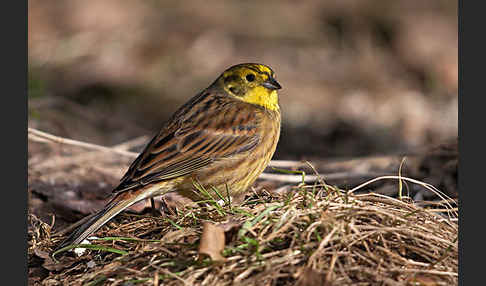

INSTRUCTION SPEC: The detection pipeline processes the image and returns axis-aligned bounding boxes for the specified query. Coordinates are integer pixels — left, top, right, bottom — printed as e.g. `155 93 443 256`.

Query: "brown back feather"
113 89 262 193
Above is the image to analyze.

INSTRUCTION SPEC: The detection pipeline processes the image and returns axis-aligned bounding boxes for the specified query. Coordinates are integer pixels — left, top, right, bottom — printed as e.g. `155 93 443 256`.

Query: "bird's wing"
113 93 261 193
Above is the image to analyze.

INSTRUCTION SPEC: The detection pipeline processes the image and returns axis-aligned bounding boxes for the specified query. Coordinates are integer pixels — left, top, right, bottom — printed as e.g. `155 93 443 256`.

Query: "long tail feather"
53 187 161 253
53 198 134 252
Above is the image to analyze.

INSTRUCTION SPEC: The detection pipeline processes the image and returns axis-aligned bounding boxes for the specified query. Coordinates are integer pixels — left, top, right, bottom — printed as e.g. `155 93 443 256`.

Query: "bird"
54 63 282 252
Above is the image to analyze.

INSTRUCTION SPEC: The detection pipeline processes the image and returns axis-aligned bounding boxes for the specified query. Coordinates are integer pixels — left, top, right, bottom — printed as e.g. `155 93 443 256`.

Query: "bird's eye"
246 74 255 82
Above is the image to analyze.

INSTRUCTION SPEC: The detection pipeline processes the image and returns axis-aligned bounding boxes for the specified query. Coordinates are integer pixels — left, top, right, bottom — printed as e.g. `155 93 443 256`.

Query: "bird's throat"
241 87 279 111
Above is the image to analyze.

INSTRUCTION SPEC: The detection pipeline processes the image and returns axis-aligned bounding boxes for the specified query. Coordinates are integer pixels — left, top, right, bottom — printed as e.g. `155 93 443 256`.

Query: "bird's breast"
177 109 280 201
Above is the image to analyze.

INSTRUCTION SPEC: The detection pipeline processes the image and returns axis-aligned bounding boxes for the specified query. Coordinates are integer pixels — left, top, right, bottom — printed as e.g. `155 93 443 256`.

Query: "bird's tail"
53 187 160 253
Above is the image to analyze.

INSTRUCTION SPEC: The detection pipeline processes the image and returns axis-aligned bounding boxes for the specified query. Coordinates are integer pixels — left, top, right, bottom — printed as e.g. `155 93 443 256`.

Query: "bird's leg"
149 197 162 216
150 197 156 211
160 197 176 216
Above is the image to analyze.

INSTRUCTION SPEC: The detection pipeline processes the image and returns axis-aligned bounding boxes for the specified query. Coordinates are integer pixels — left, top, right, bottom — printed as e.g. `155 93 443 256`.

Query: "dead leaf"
28 266 49 284
198 221 226 262
42 256 77 272
218 219 242 233
296 267 328 286
218 219 243 243
407 275 439 286
160 228 196 244
42 278 62 286
33 246 80 272
33 248 51 259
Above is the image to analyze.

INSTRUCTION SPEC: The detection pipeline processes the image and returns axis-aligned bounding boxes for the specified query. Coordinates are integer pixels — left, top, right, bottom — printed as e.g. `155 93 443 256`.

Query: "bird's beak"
261 76 282 90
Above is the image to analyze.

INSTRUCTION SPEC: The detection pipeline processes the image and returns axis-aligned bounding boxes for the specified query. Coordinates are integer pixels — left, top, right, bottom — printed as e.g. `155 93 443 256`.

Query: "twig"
388 268 458 277
258 172 388 183
347 176 455 207
112 135 149 151
267 160 308 168
28 128 321 170
28 128 138 158
28 127 331 180
28 127 452 204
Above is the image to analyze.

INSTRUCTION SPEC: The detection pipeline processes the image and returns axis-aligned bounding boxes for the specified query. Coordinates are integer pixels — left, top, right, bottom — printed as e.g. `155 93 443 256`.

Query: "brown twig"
28 127 138 158
29 127 384 183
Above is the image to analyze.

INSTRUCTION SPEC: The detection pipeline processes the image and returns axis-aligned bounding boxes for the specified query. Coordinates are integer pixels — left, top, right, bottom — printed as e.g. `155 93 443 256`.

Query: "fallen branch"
258 171 389 183
29 128 138 158
29 127 399 184
28 126 454 206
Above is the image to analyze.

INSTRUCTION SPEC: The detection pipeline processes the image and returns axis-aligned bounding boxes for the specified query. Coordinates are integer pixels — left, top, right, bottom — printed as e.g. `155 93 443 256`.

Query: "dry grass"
29 181 457 286
28 129 458 285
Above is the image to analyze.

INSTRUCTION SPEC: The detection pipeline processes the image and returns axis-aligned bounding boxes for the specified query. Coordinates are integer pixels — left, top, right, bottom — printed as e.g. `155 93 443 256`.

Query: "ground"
28 1 458 285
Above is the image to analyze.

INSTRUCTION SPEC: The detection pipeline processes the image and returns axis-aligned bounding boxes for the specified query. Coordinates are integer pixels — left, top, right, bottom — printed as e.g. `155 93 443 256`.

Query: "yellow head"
212 63 282 111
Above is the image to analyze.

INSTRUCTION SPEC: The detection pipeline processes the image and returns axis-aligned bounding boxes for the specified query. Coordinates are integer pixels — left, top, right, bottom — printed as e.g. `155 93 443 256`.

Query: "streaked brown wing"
113 92 261 193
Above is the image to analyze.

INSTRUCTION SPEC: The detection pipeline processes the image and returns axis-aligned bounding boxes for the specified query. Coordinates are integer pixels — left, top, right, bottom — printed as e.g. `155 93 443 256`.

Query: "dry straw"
28 128 458 285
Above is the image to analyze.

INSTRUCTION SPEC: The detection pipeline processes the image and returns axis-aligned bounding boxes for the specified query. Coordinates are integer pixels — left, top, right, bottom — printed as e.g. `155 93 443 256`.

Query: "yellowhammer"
55 63 282 251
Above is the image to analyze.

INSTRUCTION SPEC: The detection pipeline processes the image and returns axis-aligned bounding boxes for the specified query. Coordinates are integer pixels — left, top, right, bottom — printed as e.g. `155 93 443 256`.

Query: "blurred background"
28 0 457 161
27 3 459 283
26 0 460 241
